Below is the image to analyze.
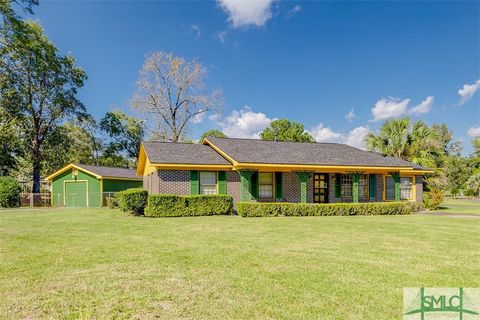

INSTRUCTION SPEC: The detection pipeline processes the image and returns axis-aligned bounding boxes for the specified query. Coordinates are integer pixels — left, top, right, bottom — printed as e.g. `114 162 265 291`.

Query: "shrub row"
115 188 148 215
145 194 233 217
0 177 20 208
423 190 444 210
236 201 420 217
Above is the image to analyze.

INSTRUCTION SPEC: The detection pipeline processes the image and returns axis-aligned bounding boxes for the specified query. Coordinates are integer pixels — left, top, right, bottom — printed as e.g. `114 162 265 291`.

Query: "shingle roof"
75 164 140 179
205 136 427 169
143 141 231 165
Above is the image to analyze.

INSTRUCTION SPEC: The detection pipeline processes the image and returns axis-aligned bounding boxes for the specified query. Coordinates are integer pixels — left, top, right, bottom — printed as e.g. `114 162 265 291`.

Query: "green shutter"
190 171 199 195
369 174 376 199
275 172 283 199
250 172 258 199
335 173 342 198
218 171 227 194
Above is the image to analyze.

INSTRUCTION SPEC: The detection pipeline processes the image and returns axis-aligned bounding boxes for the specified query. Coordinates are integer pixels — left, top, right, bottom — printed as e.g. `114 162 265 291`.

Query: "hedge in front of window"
236 201 420 217
144 194 234 217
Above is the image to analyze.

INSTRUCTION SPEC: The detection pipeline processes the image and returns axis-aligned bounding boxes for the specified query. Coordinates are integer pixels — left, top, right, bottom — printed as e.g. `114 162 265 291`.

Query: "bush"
0 176 20 208
423 190 444 210
145 194 233 217
106 197 118 209
116 188 148 215
236 201 419 217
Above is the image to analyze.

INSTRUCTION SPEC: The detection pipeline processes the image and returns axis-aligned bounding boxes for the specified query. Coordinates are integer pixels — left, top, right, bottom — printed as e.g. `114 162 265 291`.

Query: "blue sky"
28 0 479 153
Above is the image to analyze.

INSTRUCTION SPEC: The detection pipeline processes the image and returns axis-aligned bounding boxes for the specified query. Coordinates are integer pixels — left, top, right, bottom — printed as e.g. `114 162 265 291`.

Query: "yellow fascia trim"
202 138 239 166
102 177 142 181
235 163 412 173
151 163 233 171
46 164 102 181
399 169 434 174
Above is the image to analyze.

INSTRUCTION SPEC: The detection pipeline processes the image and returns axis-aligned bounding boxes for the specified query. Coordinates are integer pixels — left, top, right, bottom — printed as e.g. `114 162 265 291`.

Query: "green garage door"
65 181 88 207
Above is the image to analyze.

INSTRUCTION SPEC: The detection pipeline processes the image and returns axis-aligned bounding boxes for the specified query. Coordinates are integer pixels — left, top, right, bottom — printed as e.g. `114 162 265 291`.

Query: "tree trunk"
32 141 41 193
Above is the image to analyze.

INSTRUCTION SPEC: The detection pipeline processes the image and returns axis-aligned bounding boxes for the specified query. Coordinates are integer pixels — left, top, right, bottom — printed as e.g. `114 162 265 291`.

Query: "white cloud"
308 123 344 143
458 79 480 105
344 126 370 149
191 112 206 124
214 30 228 44
287 4 301 18
409 95 434 115
217 0 275 28
309 124 370 149
370 97 410 121
345 109 355 122
218 106 272 138
190 24 201 38
467 126 480 137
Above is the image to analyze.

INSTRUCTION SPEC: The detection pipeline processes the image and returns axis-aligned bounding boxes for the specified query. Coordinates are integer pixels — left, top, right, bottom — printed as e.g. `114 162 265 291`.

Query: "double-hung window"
385 176 413 200
259 173 273 198
199 171 217 195
340 174 369 198
341 174 352 197
358 174 369 198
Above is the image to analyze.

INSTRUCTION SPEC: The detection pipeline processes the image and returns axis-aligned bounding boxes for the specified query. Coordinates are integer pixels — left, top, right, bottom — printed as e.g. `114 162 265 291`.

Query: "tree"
0 22 87 192
432 124 462 157
365 118 445 189
100 111 145 164
260 119 314 142
472 137 480 158
200 129 227 142
131 52 221 142
0 108 23 175
466 170 480 196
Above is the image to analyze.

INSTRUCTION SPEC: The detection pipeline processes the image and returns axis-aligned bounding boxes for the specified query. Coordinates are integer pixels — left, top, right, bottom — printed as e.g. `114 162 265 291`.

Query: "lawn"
432 197 480 215
1 208 479 319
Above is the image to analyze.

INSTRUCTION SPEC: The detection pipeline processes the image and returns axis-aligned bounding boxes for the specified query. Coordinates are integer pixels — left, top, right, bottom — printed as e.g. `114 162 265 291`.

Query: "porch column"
295 172 311 203
238 170 255 202
391 172 401 201
352 173 359 203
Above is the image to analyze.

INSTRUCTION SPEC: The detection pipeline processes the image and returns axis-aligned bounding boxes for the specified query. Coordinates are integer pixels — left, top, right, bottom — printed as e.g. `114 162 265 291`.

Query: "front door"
313 174 328 203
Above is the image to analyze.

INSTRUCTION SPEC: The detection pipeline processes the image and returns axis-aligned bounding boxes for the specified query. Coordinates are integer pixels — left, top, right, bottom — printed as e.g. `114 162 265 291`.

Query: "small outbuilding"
46 163 142 207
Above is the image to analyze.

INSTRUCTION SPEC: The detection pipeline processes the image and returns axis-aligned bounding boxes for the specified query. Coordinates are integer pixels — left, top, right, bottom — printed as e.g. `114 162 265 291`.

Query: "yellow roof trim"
46 163 102 181
151 163 234 170
101 177 142 181
398 169 434 174
136 143 148 176
202 138 238 166
234 162 414 172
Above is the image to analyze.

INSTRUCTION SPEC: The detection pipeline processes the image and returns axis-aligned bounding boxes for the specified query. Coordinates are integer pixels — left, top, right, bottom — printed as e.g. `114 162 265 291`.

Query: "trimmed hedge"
116 188 148 215
236 201 420 217
0 176 20 208
145 194 233 217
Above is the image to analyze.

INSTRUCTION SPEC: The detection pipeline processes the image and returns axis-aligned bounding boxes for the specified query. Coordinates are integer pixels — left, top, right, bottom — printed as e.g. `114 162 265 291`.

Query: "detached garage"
46 164 142 207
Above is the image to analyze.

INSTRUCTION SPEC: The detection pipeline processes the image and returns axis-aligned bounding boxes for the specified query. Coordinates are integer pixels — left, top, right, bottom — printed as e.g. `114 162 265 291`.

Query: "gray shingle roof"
205 137 427 169
75 164 140 179
143 141 231 165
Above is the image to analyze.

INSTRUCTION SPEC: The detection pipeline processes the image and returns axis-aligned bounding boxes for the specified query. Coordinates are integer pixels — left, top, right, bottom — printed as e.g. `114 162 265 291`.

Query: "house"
46 163 142 207
136 137 433 204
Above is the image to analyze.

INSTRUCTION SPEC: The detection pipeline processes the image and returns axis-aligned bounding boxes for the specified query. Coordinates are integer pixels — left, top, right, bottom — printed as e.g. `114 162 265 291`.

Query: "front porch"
237 170 420 204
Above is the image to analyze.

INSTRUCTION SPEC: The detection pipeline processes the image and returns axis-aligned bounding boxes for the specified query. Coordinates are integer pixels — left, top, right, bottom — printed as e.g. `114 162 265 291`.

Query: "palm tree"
365 118 445 189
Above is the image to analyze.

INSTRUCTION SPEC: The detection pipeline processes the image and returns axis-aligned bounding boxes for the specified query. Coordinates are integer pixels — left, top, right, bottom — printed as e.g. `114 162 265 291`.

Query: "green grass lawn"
1 208 479 319
432 197 480 215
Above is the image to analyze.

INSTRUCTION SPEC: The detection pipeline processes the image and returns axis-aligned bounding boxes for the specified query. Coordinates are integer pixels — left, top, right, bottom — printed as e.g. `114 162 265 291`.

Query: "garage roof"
46 163 141 181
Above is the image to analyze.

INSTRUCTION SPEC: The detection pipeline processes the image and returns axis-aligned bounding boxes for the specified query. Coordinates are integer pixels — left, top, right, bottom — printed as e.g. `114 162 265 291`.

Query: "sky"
25 0 480 153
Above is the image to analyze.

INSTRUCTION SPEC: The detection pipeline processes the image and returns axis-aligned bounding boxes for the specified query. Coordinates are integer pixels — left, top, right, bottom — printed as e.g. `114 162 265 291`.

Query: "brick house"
136 137 432 204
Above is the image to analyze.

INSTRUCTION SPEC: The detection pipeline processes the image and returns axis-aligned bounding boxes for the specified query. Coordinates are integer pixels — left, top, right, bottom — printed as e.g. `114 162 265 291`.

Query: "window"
400 177 413 200
200 171 216 195
385 176 396 200
358 174 369 198
259 173 273 198
385 176 413 200
341 174 352 197
340 174 369 198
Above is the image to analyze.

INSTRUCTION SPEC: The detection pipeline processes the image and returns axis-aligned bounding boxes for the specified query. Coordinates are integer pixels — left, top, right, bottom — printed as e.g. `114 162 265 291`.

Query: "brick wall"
282 172 313 203
226 171 241 203
416 175 423 203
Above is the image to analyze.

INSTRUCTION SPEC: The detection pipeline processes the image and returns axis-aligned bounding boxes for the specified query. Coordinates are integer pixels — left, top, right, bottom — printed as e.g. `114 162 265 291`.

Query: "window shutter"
218 171 227 194
250 172 258 199
275 172 283 199
369 174 376 199
190 171 199 195
335 173 341 198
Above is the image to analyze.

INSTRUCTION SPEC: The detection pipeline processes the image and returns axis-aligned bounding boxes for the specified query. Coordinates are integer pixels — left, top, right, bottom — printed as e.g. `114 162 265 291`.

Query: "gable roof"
143 141 231 165
203 136 429 171
46 163 140 181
